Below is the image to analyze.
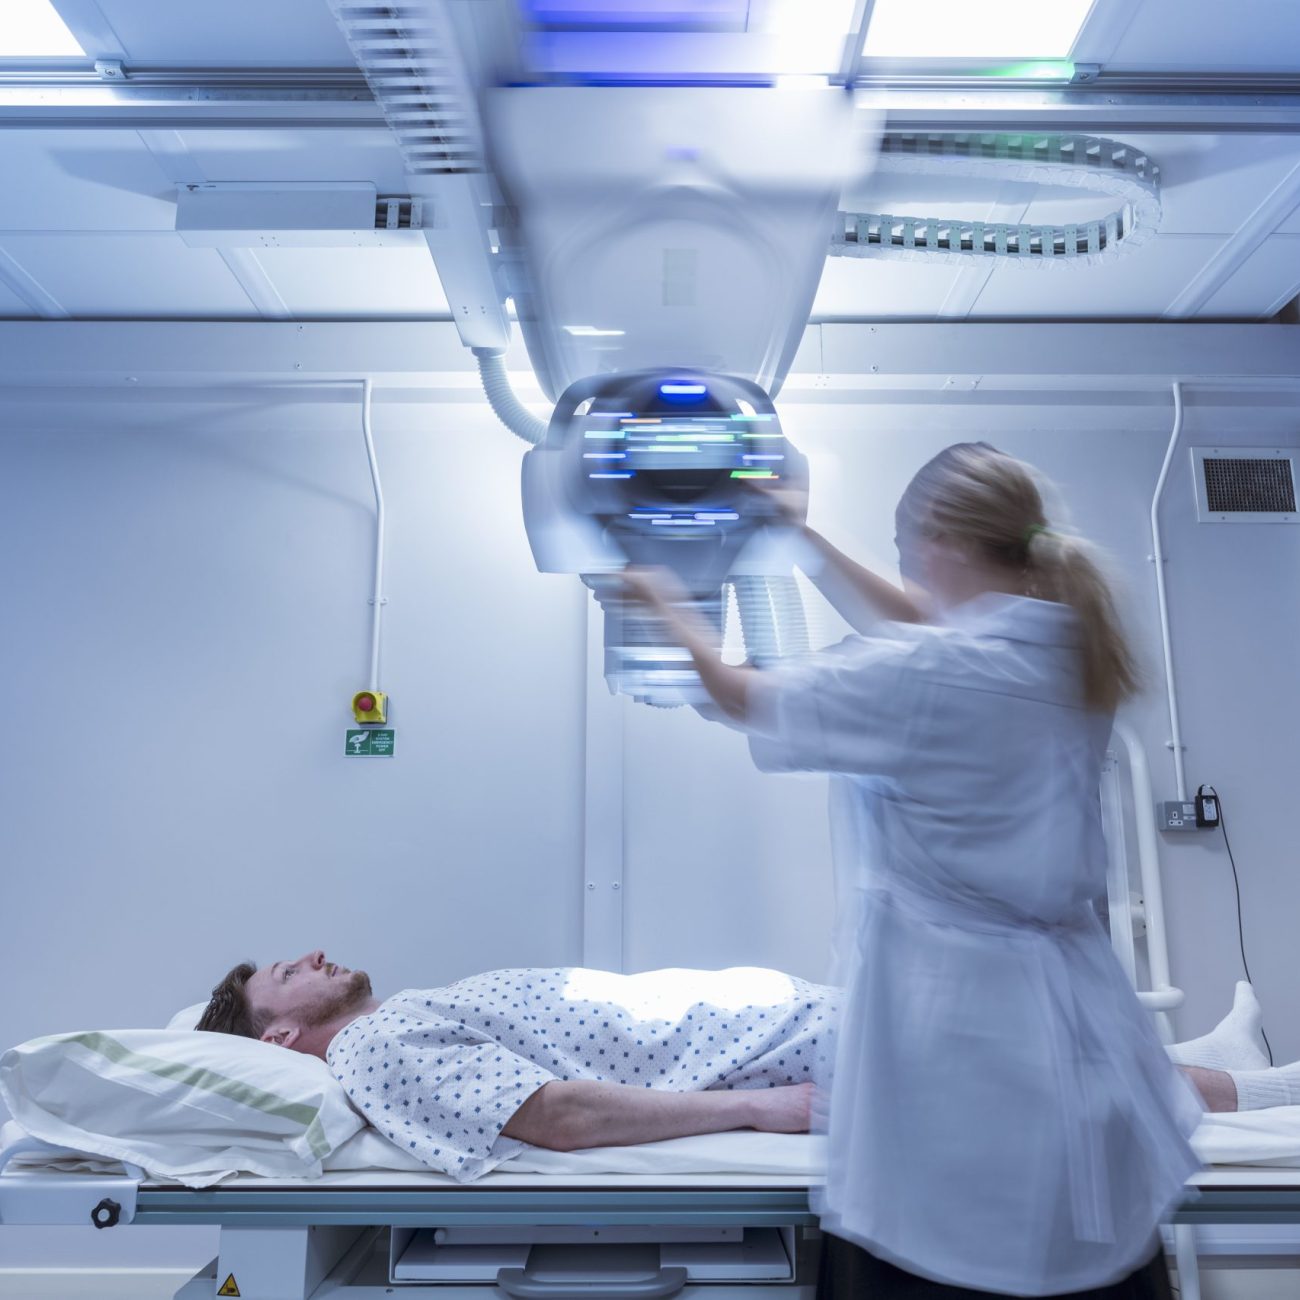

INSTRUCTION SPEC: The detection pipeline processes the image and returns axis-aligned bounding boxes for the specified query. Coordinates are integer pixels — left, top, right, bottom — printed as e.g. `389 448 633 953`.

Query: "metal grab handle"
496 1265 688 1300
1138 986 1185 1012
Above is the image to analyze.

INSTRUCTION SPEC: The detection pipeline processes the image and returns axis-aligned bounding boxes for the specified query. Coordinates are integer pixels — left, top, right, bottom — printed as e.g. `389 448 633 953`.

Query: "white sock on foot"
1228 1062 1300 1111
1167 982 1269 1072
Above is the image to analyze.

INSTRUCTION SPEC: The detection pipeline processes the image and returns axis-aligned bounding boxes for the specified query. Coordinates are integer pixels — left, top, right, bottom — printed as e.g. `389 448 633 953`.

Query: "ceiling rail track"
2 69 1300 133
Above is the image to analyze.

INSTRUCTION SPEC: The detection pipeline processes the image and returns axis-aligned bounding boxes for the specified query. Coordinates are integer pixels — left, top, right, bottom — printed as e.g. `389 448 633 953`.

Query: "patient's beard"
303 971 373 1028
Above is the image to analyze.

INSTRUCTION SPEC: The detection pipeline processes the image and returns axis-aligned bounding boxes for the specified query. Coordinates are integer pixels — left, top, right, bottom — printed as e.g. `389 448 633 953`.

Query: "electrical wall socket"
1160 800 1201 831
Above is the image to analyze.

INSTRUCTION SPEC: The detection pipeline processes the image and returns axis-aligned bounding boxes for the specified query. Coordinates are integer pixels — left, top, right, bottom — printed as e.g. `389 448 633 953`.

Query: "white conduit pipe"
473 348 550 446
361 378 386 692
1150 380 1188 802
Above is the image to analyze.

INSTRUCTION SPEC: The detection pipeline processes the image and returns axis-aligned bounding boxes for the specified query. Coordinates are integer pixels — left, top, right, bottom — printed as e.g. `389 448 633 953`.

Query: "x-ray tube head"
522 370 808 704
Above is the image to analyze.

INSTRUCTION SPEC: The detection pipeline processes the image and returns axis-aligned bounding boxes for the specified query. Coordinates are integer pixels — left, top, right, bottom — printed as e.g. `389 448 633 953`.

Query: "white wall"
2 328 1299 1273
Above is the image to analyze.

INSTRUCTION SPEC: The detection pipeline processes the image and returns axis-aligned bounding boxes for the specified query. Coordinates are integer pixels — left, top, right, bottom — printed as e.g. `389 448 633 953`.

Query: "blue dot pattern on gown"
326 966 838 1182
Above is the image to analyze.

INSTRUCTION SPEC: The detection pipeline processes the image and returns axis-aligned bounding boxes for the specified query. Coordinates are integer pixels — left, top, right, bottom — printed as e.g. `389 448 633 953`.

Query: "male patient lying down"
198 953 831 1180
195 952 1280 1181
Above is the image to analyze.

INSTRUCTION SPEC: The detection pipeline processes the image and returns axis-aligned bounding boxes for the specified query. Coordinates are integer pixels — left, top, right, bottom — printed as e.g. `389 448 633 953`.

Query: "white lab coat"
746 593 1201 1297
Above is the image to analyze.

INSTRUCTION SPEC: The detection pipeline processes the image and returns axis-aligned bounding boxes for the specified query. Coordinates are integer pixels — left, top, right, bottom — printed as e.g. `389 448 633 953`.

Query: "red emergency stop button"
351 689 388 724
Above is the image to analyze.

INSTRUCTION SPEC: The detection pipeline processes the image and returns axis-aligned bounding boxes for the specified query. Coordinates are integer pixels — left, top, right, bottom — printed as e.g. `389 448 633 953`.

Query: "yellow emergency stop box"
351 690 388 724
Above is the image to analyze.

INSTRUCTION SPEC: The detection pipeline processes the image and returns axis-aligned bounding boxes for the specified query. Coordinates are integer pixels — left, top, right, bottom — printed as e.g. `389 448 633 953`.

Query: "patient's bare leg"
1181 1065 1238 1113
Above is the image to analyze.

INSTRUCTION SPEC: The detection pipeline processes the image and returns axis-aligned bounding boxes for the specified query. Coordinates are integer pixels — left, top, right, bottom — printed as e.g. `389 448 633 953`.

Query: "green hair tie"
1024 523 1050 544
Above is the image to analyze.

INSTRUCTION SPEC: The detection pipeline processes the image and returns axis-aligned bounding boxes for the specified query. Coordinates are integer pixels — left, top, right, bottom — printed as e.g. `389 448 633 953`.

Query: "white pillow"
167 1003 208 1031
0 1029 364 1187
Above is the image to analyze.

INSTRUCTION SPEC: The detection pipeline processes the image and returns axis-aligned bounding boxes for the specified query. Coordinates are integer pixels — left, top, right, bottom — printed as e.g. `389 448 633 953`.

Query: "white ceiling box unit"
175 183 426 249
1191 448 1299 524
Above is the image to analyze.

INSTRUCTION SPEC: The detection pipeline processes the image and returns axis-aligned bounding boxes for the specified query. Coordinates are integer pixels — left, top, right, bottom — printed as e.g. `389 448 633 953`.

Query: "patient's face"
246 950 373 1030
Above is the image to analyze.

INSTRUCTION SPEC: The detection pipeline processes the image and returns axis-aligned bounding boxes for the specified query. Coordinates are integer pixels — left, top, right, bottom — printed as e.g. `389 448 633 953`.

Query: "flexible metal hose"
473 347 551 446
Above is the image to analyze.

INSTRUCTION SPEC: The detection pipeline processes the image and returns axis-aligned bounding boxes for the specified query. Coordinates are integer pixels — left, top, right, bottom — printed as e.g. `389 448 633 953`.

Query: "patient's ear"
261 1024 302 1051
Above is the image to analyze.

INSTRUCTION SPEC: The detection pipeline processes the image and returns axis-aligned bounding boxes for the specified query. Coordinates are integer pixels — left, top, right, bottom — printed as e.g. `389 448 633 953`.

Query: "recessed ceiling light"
862 0 1092 60
0 1 86 57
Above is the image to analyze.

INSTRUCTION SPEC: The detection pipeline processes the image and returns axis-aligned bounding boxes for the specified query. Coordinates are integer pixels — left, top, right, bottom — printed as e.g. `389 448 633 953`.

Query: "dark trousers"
816 1234 1175 1299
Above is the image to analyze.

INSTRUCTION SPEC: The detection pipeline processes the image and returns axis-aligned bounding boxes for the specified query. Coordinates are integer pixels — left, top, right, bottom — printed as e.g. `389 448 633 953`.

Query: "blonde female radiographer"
624 443 1201 1299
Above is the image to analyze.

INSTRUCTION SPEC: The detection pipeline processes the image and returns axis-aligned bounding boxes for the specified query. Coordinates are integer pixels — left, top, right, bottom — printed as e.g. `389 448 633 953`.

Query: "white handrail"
1150 381 1188 801
1113 722 1184 1028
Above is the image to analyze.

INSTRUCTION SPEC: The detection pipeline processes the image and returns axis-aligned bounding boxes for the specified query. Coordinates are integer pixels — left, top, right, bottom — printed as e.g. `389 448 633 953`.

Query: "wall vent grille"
1192 448 1299 524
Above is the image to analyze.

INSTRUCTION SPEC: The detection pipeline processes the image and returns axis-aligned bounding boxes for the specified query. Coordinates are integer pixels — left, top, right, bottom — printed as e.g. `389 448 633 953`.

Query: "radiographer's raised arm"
798 525 924 630
757 484 924 631
621 567 758 725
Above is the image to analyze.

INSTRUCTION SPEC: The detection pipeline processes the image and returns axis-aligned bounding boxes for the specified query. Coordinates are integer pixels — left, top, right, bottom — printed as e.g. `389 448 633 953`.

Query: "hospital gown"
326 966 836 1181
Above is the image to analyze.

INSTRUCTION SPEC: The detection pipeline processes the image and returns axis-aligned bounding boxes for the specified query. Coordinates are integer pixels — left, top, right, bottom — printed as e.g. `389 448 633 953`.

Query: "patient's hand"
749 1082 815 1134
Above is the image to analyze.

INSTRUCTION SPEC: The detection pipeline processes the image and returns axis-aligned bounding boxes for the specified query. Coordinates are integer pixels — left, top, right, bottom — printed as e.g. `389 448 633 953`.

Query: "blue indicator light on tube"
659 382 708 402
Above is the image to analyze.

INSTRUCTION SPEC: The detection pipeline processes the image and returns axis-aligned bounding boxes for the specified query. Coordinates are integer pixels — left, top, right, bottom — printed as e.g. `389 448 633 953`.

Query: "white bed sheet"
0 1120 822 1185
8 1110 1300 1186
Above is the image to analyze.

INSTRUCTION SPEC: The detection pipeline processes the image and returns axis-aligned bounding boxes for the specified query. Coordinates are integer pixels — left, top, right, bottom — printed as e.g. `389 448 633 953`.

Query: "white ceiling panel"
83 0 355 65
0 277 39 318
176 131 410 194
0 131 175 232
1139 137 1300 236
253 246 451 317
812 253 964 318
0 234 254 317
1197 235 1300 319
1104 0 1300 71
967 234 1225 317
1275 204 1300 236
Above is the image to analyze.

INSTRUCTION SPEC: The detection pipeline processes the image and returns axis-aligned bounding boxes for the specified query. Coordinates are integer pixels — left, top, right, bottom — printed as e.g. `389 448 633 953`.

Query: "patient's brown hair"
196 962 266 1039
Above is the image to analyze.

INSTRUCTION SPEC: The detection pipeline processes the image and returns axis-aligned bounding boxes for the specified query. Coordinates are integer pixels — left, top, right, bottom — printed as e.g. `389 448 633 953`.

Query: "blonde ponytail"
898 443 1140 714
1023 527 1140 714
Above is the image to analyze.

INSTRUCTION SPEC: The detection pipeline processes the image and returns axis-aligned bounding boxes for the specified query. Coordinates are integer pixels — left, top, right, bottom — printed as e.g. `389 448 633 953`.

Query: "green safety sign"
345 729 395 757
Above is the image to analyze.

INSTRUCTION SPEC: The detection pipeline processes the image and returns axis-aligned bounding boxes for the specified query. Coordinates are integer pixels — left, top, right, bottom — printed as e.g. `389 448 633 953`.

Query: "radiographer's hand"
743 478 809 528
619 564 691 613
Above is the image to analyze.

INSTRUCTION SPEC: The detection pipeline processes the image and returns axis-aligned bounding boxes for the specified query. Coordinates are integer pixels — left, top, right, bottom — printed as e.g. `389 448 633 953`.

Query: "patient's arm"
1182 1065 1238 1113
501 1081 813 1152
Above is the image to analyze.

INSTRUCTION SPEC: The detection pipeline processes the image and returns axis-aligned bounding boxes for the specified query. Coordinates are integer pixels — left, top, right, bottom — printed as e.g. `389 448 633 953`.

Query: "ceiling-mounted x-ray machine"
328 0 873 703
491 83 860 701
323 0 1163 703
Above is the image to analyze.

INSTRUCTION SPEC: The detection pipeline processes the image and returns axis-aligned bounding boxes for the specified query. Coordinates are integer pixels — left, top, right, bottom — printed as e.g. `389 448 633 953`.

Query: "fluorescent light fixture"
979 59 1077 79
862 0 1092 59
758 0 859 74
527 0 859 78
0 0 85 56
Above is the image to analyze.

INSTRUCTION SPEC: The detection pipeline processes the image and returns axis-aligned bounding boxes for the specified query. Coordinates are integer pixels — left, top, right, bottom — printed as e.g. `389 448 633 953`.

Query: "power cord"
1200 784 1273 1065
